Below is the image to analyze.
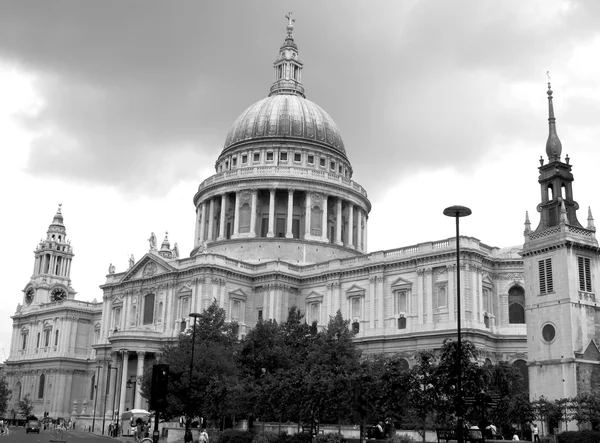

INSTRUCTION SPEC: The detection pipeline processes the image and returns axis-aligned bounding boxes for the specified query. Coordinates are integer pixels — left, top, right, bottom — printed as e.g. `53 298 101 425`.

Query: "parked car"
26 420 40 434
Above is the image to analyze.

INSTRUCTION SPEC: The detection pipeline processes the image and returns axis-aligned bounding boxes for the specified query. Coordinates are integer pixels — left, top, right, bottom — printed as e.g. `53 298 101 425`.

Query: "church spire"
269 12 305 98
588 207 596 231
524 211 531 233
545 73 563 162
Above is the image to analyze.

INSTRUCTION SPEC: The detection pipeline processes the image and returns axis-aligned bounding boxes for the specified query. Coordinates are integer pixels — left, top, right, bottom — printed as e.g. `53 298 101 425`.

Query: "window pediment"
229 288 247 302
346 285 365 298
306 291 324 303
391 276 413 290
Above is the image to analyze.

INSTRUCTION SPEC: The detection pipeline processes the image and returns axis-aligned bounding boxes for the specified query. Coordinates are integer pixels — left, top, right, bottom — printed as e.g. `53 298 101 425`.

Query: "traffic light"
150 364 169 411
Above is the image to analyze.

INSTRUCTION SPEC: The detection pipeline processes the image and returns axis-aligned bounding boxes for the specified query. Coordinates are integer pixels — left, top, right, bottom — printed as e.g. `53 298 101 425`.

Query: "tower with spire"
23 204 76 305
522 80 600 427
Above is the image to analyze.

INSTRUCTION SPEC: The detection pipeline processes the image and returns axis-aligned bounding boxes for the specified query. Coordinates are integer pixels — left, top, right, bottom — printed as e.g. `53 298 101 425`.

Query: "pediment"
121 254 176 282
306 291 324 302
390 276 413 289
229 288 247 301
582 340 600 361
482 275 494 285
346 284 365 297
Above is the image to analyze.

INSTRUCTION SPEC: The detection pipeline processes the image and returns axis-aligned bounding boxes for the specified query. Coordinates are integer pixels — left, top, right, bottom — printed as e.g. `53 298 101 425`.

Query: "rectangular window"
307 155 314 165
294 153 302 162
36 332 40 348
330 161 335 170
44 330 50 347
320 158 326 167
437 285 447 308
280 152 287 161
350 297 361 319
539 258 554 294
231 300 241 320
253 152 260 162
258 309 263 321
578 256 592 292
310 302 319 324
21 333 27 350
232 157 237 167
339 166 343 174
395 290 407 314
483 288 491 312
266 152 273 161
242 154 247 164
143 294 155 325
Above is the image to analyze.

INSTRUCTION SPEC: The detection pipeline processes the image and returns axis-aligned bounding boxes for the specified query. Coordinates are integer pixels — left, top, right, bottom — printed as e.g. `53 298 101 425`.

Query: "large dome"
223 94 346 155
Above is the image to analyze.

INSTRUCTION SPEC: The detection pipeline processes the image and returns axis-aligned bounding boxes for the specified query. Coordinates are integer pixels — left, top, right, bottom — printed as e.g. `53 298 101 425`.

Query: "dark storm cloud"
1 0 599 198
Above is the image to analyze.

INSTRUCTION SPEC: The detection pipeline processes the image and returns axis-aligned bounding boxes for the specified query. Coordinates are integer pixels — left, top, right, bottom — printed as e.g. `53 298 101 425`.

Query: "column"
369 276 376 328
356 208 363 251
425 268 433 324
198 202 207 245
107 353 118 417
135 351 145 409
118 350 129 416
233 191 240 236
207 198 215 242
218 194 227 240
194 208 200 247
267 189 275 238
304 192 312 238
335 198 343 245
286 189 294 238
417 269 424 325
250 189 258 237
321 195 328 241
348 204 354 248
448 265 455 323
364 216 368 252
377 276 384 329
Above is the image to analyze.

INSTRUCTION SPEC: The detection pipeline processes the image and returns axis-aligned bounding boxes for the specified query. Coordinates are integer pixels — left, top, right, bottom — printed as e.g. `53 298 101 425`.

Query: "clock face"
51 287 67 302
25 288 34 305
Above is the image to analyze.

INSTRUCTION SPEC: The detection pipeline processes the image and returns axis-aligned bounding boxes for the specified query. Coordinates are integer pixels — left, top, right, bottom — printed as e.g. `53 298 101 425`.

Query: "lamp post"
443 205 472 443
92 364 102 433
102 364 116 435
186 313 202 434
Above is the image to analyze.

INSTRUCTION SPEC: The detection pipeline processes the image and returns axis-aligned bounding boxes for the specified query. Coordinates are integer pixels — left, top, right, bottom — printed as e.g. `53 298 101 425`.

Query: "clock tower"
23 204 76 306
522 82 600 427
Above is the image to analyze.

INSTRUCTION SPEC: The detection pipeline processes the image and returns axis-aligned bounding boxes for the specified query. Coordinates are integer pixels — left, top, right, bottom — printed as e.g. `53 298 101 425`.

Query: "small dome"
223 94 346 155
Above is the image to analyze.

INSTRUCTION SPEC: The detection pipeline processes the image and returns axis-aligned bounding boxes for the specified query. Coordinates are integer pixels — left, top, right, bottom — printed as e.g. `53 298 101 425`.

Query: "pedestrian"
108 423 114 437
180 416 185 428
485 423 497 439
184 429 193 443
532 424 540 443
512 432 519 441
199 429 209 443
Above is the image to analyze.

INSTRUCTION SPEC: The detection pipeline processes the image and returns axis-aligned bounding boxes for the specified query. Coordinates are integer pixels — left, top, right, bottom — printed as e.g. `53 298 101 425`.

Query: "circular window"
542 324 556 343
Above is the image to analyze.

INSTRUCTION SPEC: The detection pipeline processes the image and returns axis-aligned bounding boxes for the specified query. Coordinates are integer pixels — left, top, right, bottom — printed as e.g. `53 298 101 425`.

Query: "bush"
252 432 280 443
288 432 313 443
317 433 346 443
390 434 417 443
217 430 255 443
557 430 600 443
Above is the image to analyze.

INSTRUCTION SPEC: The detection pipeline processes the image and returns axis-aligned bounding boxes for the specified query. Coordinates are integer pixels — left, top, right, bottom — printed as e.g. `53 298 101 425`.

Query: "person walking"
532 424 540 443
199 429 209 443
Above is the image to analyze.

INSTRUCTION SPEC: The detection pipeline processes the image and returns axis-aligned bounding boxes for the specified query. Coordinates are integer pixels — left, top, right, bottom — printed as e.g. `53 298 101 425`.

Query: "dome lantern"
269 12 305 98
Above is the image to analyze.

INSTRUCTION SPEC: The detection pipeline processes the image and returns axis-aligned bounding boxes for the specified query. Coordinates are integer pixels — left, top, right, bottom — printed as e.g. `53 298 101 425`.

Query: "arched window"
90 374 95 400
38 374 45 399
143 294 155 325
547 184 554 200
508 285 526 324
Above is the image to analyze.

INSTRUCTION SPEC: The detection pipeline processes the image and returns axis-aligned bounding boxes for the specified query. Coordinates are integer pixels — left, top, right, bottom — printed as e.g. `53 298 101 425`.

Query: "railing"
197 166 368 197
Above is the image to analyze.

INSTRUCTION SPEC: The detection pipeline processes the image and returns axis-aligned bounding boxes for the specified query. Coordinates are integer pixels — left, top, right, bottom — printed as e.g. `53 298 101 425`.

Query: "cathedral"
4 16 599 432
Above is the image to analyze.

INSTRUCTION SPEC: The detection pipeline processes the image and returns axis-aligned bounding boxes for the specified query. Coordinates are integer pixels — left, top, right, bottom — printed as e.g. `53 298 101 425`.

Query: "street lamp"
443 205 472 443
92 364 102 433
186 313 202 434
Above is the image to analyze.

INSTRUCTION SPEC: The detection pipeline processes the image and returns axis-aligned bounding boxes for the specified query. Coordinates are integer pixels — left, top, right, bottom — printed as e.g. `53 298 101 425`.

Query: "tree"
139 300 240 425
405 351 440 442
0 379 11 418
532 396 561 436
18 394 33 419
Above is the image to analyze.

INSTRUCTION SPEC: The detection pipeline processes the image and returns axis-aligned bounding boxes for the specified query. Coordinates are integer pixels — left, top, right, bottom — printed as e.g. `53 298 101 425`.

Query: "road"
3 427 117 443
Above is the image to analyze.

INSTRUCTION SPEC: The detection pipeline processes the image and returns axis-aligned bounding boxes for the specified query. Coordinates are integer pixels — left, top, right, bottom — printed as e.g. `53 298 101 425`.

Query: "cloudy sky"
2 0 600 357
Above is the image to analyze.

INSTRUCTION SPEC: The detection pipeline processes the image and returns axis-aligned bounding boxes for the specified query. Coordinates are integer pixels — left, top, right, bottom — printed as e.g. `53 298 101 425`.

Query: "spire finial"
545 71 563 162
285 12 295 37
57 203 62 214
588 206 596 231
524 211 531 233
